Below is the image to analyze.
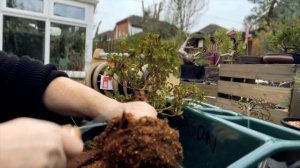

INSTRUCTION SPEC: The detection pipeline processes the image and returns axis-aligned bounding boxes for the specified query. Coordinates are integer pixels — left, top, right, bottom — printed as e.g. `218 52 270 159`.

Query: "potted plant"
269 23 300 64
205 28 246 64
67 33 205 168
177 35 208 82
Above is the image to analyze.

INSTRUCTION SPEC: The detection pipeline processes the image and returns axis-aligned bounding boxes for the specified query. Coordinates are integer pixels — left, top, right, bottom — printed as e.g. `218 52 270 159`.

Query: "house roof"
190 24 227 39
116 15 143 28
112 15 178 39
197 24 226 35
99 30 114 38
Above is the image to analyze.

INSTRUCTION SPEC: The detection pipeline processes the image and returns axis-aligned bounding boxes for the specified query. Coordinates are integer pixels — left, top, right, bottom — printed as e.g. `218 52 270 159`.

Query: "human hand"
121 101 157 119
0 118 83 168
100 101 157 121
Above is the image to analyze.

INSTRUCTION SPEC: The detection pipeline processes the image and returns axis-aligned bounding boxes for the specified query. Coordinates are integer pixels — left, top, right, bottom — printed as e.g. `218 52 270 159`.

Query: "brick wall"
114 21 129 40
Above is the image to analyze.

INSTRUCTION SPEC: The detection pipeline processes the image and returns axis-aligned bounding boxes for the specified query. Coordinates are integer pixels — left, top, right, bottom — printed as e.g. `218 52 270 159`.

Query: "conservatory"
0 0 98 78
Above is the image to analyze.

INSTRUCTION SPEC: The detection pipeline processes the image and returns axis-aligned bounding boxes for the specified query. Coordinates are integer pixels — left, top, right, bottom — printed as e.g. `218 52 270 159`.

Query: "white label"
100 75 113 90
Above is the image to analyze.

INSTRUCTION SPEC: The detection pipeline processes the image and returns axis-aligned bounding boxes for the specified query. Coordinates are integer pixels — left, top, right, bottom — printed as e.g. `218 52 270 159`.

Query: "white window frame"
0 0 94 78
198 39 204 48
51 0 89 24
1 0 47 17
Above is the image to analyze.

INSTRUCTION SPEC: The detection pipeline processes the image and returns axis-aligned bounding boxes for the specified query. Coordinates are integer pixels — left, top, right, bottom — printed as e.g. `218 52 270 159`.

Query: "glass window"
3 16 45 61
6 0 44 13
198 39 204 48
50 23 86 71
54 3 85 20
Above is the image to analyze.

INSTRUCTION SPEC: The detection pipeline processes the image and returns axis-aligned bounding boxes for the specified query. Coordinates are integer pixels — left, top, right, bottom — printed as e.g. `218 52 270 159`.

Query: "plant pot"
74 106 300 168
204 66 219 83
281 118 300 131
263 54 294 64
206 52 223 65
180 64 205 82
288 53 300 64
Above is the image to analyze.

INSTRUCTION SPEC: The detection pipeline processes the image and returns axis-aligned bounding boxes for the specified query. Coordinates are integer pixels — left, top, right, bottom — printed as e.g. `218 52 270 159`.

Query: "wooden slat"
218 80 292 106
196 84 218 97
181 82 218 97
215 97 288 124
290 65 300 117
219 64 295 82
203 96 216 105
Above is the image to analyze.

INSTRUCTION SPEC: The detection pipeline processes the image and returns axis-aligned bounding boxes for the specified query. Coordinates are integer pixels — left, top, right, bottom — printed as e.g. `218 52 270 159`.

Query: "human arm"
43 76 157 121
0 51 157 121
0 51 69 122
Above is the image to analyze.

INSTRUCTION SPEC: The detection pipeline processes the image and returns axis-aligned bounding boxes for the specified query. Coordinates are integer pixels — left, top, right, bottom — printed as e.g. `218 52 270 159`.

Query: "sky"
93 0 255 35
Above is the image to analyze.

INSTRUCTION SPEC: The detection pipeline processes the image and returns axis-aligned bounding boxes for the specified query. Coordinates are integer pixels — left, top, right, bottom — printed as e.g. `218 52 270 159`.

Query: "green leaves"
269 24 300 53
247 0 300 53
106 33 204 117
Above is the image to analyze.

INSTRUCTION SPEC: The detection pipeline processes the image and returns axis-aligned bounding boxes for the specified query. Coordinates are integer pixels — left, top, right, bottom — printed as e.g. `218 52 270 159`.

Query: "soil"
286 121 300 128
68 113 183 168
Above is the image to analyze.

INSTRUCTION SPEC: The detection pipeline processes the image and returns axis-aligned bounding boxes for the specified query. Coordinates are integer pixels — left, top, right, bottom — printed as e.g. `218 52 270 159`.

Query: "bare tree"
142 0 163 20
164 0 208 32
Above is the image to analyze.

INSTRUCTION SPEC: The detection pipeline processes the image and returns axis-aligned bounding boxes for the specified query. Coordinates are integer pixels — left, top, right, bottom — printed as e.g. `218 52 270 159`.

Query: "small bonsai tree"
178 28 246 66
106 33 204 116
204 28 245 64
269 23 300 53
177 35 208 65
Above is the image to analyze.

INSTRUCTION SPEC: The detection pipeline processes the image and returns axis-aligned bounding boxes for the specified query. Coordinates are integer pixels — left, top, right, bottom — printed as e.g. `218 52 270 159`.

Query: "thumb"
61 125 84 158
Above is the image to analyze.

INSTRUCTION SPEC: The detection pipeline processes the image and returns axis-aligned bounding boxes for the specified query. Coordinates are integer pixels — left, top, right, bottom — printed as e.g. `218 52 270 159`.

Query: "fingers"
61 125 84 158
0 118 70 168
123 101 158 119
62 125 82 138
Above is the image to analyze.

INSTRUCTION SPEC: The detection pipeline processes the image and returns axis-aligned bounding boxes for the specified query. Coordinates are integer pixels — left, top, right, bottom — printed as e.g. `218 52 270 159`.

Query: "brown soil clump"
68 113 183 168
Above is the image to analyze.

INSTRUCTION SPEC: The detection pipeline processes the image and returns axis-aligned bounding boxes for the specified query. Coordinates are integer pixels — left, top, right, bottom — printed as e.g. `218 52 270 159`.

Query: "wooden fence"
182 64 300 124
215 64 300 124
95 41 119 53
181 81 218 105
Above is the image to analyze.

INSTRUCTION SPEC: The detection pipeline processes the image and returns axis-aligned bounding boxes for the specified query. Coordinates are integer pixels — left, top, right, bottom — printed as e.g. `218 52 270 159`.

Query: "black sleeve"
0 51 71 123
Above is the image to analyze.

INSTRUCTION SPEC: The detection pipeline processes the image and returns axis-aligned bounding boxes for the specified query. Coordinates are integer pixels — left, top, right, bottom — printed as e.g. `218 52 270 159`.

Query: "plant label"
100 75 113 90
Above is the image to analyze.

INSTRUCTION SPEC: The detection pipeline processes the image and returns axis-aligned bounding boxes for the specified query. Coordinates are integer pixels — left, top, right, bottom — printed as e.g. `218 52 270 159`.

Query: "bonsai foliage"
208 28 233 54
269 23 300 53
204 28 244 64
106 33 204 116
177 34 208 65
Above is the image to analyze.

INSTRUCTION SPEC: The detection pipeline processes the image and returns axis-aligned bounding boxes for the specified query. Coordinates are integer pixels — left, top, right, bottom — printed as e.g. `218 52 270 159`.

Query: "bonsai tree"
177 35 208 65
106 33 204 116
204 28 245 65
269 23 300 53
177 28 244 66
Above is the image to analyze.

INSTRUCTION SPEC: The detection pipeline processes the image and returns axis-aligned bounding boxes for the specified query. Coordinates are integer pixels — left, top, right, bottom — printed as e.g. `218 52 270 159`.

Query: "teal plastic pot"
167 107 300 168
82 105 300 168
